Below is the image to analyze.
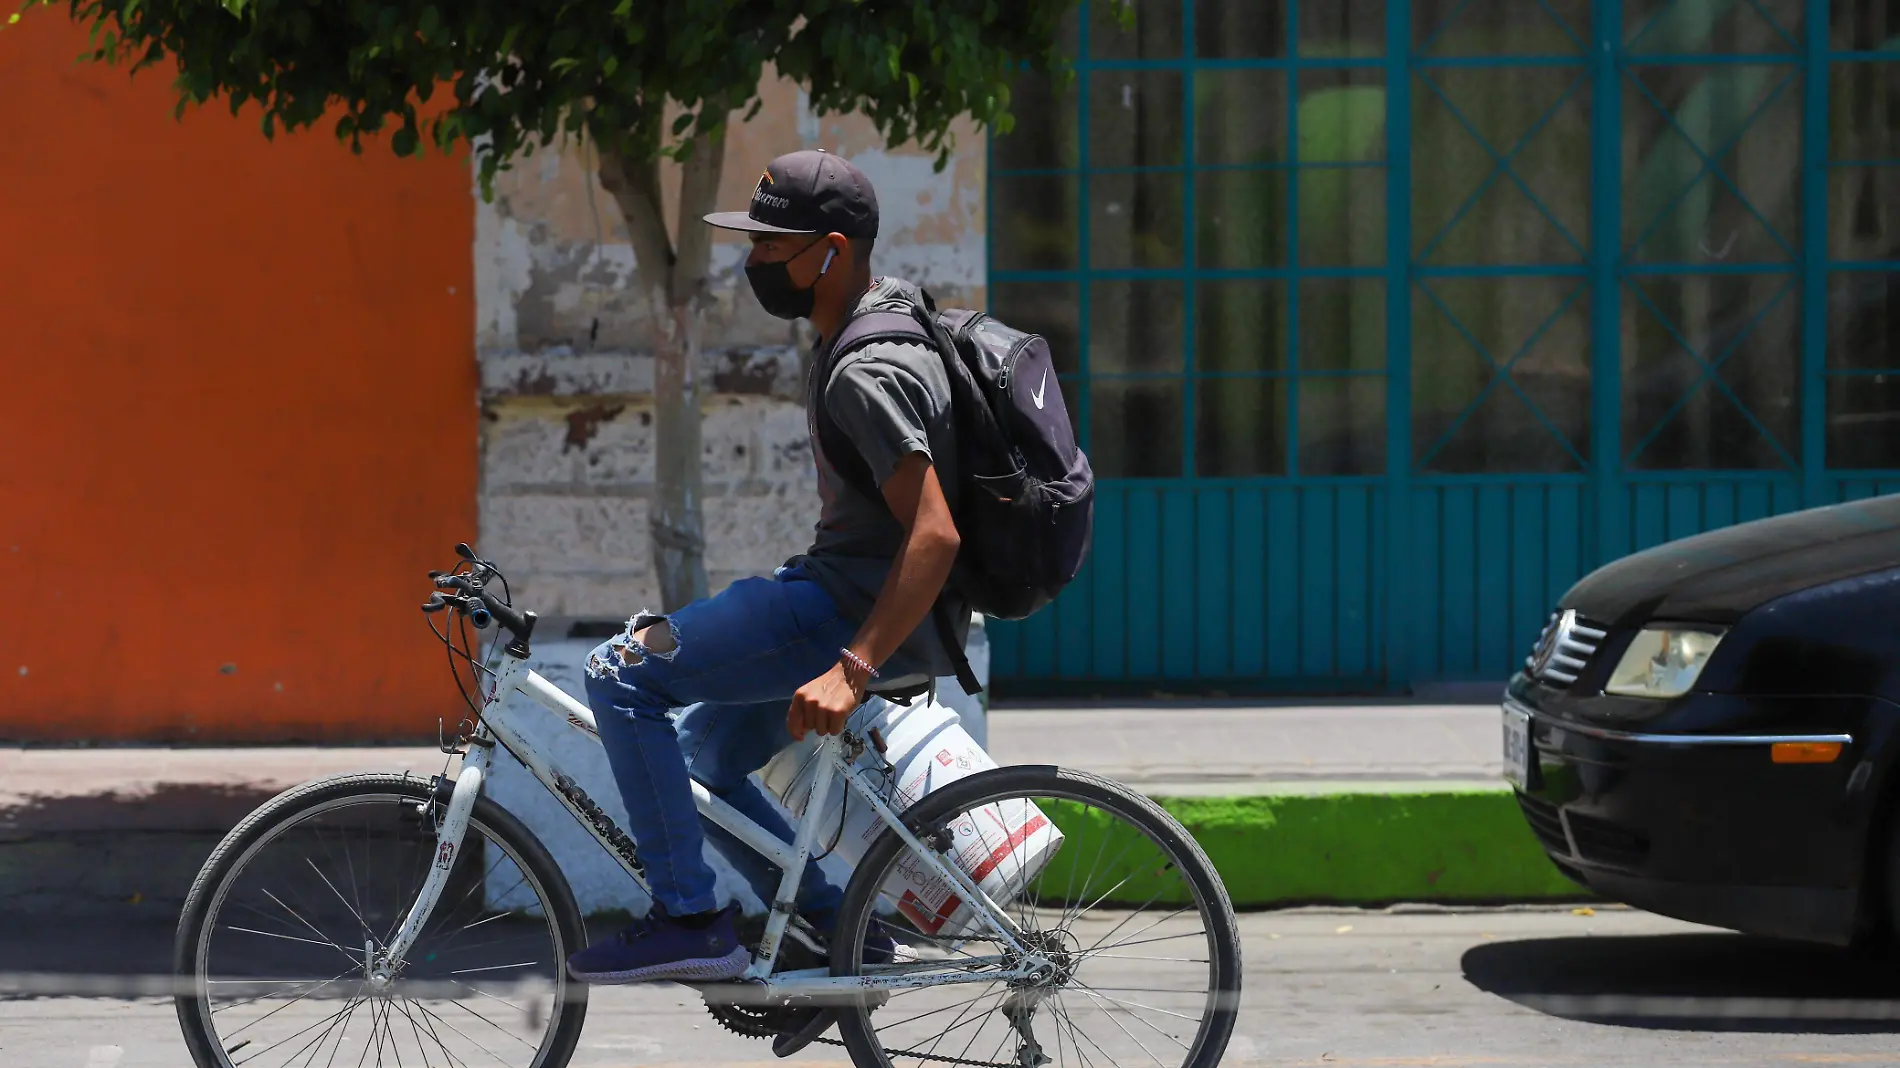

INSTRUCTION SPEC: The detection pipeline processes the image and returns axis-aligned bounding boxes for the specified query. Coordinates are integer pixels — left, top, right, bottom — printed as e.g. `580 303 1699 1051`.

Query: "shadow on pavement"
1463 931 1900 1033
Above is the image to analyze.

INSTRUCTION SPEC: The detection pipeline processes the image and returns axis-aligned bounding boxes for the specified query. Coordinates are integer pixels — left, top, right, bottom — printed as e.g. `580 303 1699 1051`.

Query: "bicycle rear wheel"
174 772 588 1068
831 765 1241 1068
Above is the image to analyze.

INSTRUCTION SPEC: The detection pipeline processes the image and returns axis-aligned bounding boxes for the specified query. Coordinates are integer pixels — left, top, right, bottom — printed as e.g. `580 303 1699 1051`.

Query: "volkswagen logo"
1530 610 1576 680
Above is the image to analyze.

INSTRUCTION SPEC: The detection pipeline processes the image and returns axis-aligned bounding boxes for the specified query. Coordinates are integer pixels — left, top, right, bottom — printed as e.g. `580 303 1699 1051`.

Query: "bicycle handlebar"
422 552 537 649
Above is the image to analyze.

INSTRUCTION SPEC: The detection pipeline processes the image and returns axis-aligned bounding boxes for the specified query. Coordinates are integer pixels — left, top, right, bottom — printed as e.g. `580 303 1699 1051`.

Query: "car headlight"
1604 627 1725 699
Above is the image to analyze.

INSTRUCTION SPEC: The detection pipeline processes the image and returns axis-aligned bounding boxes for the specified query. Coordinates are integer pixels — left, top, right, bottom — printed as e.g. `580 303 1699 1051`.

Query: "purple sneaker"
566 907 749 984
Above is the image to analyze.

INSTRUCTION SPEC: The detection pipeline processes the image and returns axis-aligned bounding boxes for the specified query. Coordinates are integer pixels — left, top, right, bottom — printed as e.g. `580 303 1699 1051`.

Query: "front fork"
378 742 494 975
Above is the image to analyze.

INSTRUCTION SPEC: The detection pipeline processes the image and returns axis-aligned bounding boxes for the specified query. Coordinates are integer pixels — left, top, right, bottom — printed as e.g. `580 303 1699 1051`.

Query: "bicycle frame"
383 645 1048 1003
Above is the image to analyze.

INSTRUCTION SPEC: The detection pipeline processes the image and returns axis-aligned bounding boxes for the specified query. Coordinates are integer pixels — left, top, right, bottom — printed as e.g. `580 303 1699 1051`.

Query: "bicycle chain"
809 1032 1019 1068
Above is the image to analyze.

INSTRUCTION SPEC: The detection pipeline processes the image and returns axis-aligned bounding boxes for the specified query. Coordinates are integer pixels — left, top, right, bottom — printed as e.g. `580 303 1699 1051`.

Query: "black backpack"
816 281 1095 694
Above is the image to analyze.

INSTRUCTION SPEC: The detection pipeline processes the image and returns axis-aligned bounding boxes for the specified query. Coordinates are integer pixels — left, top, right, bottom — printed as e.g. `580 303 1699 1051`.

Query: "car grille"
1566 811 1650 869
1525 609 1610 687
1515 794 1569 856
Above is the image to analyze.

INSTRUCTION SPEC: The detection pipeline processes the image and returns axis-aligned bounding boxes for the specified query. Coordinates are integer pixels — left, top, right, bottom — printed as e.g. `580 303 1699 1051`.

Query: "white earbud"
819 247 836 276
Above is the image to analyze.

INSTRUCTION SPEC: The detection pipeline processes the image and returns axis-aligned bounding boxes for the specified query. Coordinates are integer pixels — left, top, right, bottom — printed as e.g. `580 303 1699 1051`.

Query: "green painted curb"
1031 785 1583 908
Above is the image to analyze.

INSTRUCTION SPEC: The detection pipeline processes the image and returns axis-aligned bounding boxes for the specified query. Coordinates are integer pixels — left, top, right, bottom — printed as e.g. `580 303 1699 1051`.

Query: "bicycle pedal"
770 1008 834 1059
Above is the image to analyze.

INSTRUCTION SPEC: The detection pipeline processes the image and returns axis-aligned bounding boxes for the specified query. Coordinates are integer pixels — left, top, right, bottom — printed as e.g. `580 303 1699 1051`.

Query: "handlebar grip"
468 605 494 629
475 587 535 644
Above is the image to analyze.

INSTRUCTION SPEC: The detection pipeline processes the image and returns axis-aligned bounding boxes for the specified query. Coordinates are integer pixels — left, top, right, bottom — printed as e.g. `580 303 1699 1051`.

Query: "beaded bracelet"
839 648 878 680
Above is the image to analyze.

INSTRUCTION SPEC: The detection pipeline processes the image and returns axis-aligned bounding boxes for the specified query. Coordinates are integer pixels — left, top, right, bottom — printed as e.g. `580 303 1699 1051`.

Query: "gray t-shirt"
785 279 970 684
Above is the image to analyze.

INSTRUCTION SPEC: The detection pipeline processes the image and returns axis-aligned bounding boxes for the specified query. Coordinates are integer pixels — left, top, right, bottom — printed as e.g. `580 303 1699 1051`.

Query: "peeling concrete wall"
475 76 986 621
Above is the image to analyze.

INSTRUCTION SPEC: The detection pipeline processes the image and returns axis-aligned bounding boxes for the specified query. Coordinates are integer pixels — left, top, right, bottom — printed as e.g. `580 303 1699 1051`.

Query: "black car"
1506 494 1900 947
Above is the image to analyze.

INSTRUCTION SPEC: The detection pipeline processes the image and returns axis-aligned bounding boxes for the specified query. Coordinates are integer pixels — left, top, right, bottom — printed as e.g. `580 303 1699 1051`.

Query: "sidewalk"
0 702 1564 916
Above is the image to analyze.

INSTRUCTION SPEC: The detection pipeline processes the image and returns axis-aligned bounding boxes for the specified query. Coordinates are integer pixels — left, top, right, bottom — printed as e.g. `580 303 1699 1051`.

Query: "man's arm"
787 451 959 740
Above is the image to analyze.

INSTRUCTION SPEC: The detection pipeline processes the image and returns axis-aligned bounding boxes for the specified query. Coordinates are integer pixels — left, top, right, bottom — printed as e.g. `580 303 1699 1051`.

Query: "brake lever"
422 593 450 614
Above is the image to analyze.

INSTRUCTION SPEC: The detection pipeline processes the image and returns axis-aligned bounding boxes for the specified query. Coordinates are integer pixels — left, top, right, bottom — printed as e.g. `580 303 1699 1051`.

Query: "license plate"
1502 705 1534 790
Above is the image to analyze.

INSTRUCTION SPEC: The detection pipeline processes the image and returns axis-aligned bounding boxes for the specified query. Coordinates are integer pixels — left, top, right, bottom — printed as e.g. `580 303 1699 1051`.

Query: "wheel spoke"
194 790 565 1068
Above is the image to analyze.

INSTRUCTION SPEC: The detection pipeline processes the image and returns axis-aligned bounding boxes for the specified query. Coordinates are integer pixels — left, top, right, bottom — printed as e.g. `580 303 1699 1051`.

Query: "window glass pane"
1090 172 1185 268
1197 378 1287 475
1091 280 1186 373
1625 0 1801 54
1300 377 1387 475
1298 69 1387 164
1623 275 1800 470
1833 2 1900 49
1414 0 1589 54
1413 278 1591 473
1301 279 1386 372
1199 280 1290 373
1197 71 1289 165
1826 271 1900 468
1301 0 1387 57
1829 59 1900 261
991 282 1081 375
1622 64 1800 264
1093 380 1184 476
1197 170 1289 267
1090 0 1184 60
1196 0 1287 57
1091 71 1186 168
994 69 1080 172
1301 169 1386 267
991 174 1078 270
1414 66 1590 265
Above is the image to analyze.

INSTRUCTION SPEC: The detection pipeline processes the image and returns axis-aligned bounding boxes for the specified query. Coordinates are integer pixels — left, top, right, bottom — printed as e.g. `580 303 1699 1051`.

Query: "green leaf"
392 126 419 155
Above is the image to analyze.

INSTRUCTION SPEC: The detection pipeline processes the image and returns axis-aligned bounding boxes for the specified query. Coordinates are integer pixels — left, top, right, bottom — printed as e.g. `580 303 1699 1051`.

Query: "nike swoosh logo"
1031 369 1049 410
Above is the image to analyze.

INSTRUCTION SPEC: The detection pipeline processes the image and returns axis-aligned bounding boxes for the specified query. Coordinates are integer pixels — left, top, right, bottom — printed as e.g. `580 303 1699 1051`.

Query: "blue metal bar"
1076 1 1093 454
1623 0 1678 53
1827 49 1900 60
1284 0 1301 475
1414 0 1476 56
1411 55 1593 68
1413 279 1592 469
1621 52 1811 65
1802 0 1828 498
1623 67 1800 260
1384 0 1414 690
1739 0 1801 53
1591 0 1625 564
1828 259 1900 271
1413 68 1591 261
1622 261 1807 275
1413 280 1592 470
1181 0 1197 480
1622 277 1801 470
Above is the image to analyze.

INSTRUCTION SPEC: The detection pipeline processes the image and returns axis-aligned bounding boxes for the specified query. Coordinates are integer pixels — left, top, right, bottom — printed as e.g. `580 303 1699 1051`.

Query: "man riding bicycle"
564 149 969 985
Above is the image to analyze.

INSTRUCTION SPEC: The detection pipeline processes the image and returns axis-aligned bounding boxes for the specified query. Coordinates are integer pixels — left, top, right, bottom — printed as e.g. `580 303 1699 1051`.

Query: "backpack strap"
814 299 984 698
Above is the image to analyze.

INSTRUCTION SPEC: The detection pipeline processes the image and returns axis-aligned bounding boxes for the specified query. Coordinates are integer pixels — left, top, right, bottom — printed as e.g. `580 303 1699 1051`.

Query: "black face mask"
745 238 833 321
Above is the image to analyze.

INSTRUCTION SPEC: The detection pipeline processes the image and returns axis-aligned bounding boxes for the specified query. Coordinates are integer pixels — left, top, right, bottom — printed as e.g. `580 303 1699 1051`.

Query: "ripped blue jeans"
583 563 859 918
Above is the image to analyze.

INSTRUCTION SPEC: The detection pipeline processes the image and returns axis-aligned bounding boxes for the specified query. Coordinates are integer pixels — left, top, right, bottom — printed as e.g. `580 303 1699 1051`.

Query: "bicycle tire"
173 771 589 1068
830 764 1241 1068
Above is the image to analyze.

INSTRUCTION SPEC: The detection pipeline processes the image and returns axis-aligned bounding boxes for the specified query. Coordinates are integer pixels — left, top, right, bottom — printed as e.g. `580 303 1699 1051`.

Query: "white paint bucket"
758 694 1064 938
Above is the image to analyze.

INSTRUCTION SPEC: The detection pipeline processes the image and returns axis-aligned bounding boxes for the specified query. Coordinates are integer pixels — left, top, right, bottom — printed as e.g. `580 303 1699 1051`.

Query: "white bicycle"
172 544 1242 1068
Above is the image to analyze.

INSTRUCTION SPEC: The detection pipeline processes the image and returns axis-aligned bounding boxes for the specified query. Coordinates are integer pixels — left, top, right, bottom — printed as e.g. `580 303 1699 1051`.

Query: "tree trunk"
596 123 730 613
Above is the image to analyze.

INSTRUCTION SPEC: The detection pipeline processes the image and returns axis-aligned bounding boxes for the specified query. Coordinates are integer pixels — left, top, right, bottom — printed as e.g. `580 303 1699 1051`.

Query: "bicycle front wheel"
832 765 1241 1068
174 772 588 1068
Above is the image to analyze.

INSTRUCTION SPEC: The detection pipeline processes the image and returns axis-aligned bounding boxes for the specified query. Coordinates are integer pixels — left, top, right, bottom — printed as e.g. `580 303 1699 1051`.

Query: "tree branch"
670 119 729 307
595 140 676 299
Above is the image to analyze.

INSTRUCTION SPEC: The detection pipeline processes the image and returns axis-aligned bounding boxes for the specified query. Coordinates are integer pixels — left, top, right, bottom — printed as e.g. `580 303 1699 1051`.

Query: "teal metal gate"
986 0 1900 695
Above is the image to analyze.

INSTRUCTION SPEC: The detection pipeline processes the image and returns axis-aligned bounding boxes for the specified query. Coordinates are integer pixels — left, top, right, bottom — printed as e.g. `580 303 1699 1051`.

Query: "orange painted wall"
0 18 477 742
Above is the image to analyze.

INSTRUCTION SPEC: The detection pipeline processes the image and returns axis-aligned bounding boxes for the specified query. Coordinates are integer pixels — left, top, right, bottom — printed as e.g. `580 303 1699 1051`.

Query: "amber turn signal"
1771 741 1842 764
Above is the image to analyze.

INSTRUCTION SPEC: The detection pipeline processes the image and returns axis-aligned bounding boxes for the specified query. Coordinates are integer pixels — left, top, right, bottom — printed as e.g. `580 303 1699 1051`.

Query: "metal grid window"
985 0 1900 694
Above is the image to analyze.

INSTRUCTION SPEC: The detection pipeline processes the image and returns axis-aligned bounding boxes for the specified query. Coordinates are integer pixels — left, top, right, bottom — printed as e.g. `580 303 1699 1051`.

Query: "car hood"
1565 495 1900 628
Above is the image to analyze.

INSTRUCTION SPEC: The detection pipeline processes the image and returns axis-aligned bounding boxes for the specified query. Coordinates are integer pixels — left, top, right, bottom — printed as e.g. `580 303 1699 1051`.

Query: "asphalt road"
7 906 1900 1067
